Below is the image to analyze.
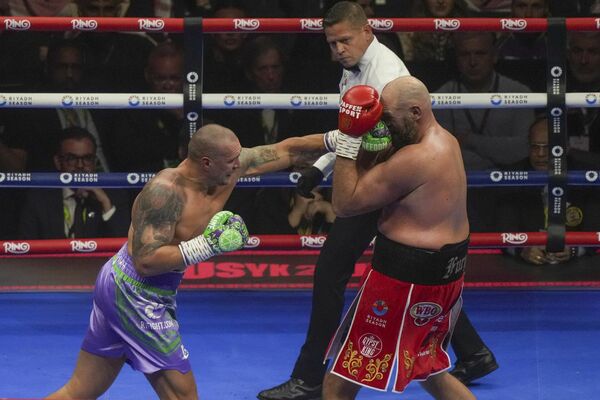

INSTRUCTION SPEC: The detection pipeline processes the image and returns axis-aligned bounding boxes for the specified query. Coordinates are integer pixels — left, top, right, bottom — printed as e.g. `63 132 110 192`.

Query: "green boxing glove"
361 120 392 152
179 211 249 266
203 211 248 253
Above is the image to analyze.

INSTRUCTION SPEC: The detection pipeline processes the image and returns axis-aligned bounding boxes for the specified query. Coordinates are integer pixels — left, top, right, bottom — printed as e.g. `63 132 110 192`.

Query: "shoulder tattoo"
131 182 184 258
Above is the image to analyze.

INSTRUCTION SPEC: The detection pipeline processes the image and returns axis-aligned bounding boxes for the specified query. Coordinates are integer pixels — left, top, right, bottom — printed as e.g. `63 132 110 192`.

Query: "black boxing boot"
450 346 499 385
257 378 322 400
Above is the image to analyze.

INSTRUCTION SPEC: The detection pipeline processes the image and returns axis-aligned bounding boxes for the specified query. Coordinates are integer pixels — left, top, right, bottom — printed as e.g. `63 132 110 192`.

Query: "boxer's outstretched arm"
240 133 326 176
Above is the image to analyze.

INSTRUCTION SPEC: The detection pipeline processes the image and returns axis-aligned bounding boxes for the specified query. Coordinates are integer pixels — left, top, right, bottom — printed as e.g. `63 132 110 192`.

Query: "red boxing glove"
338 85 383 137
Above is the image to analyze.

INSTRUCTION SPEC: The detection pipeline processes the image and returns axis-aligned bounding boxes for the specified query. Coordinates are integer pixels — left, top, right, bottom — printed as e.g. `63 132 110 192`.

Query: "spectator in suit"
232 35 328 232
496 117 600 264
549 0 600 16
0 110 28 239
201 0 254 148
0 0 77 92
105 41 184 172
352 0 404 57
497 0 548 61
434 32 535 232
237 35 331 146
566 31 600 167
18 127 130 239
6 38 111 172
202 0 249 93
74 0 156 92
496 0 549 92
462 0 512 15
397 0 469 90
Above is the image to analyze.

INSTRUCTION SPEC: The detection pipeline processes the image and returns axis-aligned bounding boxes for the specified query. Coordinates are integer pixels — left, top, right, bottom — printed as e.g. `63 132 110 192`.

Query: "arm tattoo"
252 146 279 167
242 146 322 170
131 182 184 258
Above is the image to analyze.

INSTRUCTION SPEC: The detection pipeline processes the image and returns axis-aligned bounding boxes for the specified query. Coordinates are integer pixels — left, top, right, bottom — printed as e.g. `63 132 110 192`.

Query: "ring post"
545 18 568 253
183 17 204 138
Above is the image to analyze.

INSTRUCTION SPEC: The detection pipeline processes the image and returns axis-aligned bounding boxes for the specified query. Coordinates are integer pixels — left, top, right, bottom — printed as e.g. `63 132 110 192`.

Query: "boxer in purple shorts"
82 243 190 374
47 124 326 400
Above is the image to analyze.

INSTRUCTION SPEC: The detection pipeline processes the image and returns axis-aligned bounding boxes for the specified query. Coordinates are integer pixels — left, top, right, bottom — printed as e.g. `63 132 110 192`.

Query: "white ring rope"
0 92 599 109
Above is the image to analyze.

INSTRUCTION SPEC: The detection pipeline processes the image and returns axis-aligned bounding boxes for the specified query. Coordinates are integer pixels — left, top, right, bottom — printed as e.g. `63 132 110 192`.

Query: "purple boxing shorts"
82 243 190 374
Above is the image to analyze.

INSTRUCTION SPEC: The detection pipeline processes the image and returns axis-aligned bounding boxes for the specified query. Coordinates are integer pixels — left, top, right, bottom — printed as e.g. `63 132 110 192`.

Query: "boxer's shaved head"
384 76 431 112
188 124 239 161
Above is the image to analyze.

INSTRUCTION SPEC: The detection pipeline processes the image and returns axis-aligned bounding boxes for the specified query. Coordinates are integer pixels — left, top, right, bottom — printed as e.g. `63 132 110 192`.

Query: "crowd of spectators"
1 0 599 268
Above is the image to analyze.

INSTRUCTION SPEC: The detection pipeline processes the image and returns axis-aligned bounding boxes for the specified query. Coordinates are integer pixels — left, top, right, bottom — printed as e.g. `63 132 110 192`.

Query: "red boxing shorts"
325 234 468 393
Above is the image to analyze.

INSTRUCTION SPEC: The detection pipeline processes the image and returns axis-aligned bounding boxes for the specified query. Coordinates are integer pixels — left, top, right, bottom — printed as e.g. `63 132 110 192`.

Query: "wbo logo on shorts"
410 302 442 326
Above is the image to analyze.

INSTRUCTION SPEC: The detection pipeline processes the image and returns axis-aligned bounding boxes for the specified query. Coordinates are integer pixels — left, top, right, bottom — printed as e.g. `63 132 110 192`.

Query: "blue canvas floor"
1 289 599 399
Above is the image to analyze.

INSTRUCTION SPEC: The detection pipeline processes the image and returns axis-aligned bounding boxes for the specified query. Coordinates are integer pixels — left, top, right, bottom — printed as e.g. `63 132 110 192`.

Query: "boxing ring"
1 15 600 399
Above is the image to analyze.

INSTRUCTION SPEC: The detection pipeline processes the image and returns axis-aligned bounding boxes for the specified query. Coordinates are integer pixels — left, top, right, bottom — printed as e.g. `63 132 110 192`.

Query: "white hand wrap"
323 129 340 152
335 132 363 160
178 235 217 266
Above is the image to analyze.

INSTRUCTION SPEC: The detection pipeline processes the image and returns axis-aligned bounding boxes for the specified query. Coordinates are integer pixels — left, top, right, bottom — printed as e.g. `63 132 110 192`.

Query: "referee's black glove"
295 166 324 199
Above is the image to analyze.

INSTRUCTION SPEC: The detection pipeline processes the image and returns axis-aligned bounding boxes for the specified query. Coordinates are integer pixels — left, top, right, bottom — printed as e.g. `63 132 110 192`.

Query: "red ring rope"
1 232 599 255
0 17 598 33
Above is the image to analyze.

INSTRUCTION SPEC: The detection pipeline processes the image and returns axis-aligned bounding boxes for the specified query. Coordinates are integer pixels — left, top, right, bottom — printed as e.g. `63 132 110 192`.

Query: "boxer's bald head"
383 76 431 113
381 76 432 148
187 124 242 186
188 124 239 162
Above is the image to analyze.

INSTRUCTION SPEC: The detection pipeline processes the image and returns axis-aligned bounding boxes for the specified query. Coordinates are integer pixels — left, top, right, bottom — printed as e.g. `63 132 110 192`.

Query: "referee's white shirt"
338 36 410 97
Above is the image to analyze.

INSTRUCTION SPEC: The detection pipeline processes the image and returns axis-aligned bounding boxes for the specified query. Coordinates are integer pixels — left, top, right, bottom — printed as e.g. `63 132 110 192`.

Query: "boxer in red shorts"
325 77 476 399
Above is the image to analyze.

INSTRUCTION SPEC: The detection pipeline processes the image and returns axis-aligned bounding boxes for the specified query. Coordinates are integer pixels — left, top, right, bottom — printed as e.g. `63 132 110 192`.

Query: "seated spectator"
366 0 412 17
462 0 512 15
6 38 111 172
287 188 335 234
549 0 599 16
497 0 548 60
6 0 76 16
105 41 184 172
202 0 249 93
18 127 130 239
234 35 333 146
73 0 156 92
397 0 469 90
496 0 548 91
0 109 28 239
254 186 335 234
219 35 329 232
287 31 341 93
0 0 77 92
566 31 600 167
0 109 27 172
434 31 535 231
496 117 600 264
0 0 75 92
435 32 535 170
353 0 404 57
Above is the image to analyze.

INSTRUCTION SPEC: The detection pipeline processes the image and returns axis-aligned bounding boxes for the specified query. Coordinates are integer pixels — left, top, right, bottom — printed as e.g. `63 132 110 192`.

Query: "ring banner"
184 17 203 137
1 92 599 110
546 18 568 252
3 171 600 188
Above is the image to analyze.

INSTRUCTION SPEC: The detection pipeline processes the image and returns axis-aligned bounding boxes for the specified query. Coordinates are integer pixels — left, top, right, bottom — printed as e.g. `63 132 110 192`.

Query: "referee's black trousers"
291 210 380 385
